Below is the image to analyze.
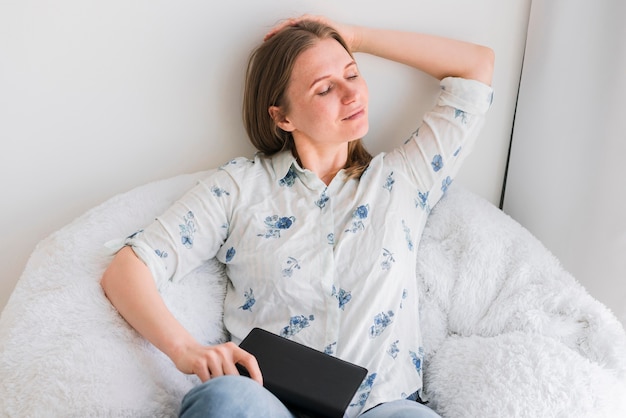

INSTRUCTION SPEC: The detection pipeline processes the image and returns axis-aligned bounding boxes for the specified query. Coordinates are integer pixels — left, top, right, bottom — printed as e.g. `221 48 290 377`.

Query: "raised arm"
351 26 494 86
266 15 494 86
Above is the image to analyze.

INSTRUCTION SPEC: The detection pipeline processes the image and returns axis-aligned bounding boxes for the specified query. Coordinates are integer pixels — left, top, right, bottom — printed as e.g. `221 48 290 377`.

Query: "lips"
342 108 365 121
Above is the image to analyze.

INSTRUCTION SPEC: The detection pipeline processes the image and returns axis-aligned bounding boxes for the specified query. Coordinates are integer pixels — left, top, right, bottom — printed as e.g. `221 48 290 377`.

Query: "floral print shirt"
123 77 493 416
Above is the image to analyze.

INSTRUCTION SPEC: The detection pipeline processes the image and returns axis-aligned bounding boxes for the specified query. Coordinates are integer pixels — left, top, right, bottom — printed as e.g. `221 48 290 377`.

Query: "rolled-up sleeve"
109 168 238 290
386 76 493 210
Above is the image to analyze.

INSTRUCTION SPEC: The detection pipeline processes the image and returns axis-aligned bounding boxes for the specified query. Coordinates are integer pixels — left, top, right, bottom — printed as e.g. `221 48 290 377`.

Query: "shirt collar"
271 149 348 190
273 150 334 191
272 150 299 182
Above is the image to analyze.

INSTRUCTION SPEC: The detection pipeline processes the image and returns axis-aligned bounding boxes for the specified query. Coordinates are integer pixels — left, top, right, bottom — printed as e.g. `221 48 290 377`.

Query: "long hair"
242 20 372 179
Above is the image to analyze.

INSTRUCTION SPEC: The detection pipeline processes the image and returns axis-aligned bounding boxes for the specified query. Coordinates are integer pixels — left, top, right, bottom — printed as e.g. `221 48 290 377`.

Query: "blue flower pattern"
155 249 168 258
327 233 334 245
332 285 352 310
315 188 329 209
431 154 443 172
280 314 315 338
415 190 430 213
179 211 196 249
239 288 255 312
219 160 235 168
455 108 468 124
324 342 337 355
345 204 369 233
383 172 395 192
381 248 395 271
388 340 400 359
402 220 414 251
409 347 425 377
225 247 236 263
404 128 419 145
258 215 296 238
281 256 301 278
350 373 377 408
369 311 395 338
211 186 230 197
126 229 143 239
279 167 297 187
441 176 453 194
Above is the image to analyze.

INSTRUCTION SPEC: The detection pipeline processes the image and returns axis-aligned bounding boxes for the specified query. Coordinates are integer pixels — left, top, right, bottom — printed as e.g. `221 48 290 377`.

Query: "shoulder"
219 156 256 173
215 154 280 186
216 156 258 180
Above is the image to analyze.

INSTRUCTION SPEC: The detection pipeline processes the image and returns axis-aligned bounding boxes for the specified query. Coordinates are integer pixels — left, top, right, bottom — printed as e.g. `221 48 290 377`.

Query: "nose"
341 82 359 104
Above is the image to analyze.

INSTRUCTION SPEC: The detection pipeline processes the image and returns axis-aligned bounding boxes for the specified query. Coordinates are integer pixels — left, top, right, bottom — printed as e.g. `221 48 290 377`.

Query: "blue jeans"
179 375 441 418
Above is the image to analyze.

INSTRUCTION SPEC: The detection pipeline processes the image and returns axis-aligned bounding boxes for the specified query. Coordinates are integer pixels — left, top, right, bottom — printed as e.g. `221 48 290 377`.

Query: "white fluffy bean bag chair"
1 170 625 418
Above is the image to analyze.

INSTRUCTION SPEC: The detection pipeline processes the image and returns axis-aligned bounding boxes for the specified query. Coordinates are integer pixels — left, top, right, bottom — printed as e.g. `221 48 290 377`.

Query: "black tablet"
237 327 368 418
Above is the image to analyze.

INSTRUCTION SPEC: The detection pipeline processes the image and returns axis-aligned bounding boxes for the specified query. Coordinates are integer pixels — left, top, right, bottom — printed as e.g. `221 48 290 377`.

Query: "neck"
294 143 348 186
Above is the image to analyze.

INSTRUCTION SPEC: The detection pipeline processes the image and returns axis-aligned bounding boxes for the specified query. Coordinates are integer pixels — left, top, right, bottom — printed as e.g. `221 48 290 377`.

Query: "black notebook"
237 327 368 418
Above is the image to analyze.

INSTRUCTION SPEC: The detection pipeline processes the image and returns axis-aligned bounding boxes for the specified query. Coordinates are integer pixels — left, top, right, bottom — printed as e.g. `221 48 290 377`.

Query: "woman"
101 14 494 418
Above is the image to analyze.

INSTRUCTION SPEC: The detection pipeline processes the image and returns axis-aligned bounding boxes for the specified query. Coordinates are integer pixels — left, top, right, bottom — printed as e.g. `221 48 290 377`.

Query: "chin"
355 125 370 139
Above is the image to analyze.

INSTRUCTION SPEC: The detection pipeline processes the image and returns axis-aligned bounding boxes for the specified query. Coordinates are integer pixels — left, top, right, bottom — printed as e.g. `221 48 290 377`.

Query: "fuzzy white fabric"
1 170 625 418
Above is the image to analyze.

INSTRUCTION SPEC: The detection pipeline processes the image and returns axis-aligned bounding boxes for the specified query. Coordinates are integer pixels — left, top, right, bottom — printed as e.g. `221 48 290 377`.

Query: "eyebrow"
309 61 357 89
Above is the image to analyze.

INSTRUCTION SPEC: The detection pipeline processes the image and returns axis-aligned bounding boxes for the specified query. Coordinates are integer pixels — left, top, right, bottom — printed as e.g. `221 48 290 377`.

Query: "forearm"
101 247 263 383
100 246 196 361
353 26 494 85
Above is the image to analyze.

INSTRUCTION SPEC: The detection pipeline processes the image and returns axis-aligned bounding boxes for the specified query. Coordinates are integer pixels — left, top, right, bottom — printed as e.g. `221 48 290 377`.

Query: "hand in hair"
264 14 494 85
264 14 362 52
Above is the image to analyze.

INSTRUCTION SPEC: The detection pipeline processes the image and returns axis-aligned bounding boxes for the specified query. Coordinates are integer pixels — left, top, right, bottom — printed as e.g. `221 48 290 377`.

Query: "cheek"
313 103 337 123
294 100 335 128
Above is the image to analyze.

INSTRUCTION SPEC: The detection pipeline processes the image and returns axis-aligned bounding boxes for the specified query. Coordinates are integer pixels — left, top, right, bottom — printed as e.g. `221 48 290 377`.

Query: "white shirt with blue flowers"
122 77 493 416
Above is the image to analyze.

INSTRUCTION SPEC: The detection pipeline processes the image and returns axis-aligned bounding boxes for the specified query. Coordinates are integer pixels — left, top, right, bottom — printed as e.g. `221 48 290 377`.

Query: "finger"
263 14 321 41
263 18 294 41
221 356 241 376
195 366 211 383
203 350 226 380
237 351 263 385
206 363 225 379
192 359 211 383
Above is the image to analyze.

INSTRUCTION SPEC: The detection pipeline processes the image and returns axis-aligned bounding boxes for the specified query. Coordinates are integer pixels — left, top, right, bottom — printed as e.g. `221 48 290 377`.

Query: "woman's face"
271 38 369 153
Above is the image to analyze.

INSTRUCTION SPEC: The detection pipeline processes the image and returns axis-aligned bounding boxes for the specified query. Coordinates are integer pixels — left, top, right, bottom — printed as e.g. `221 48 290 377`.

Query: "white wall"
503 0 626 326
0 0 531 311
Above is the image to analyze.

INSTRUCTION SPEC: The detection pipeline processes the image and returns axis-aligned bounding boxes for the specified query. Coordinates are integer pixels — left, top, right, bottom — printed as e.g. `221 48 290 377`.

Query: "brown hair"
242 20 372 179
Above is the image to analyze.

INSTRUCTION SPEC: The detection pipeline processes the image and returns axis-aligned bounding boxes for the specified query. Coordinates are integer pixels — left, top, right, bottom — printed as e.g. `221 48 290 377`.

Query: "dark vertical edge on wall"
499 0 533 210
498 61 523 210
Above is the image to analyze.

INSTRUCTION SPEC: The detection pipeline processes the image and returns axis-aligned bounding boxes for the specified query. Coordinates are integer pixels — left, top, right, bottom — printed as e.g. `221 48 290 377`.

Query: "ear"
268 105 294 132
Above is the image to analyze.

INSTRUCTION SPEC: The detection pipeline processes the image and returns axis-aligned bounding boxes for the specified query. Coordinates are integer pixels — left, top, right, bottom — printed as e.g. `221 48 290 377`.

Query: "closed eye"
318 84 333 96
316 71 359 96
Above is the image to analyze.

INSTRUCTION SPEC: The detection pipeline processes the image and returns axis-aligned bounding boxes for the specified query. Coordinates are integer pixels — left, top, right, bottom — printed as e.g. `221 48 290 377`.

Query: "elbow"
100 266 113 299
472 45 495 86
99 246 130 298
